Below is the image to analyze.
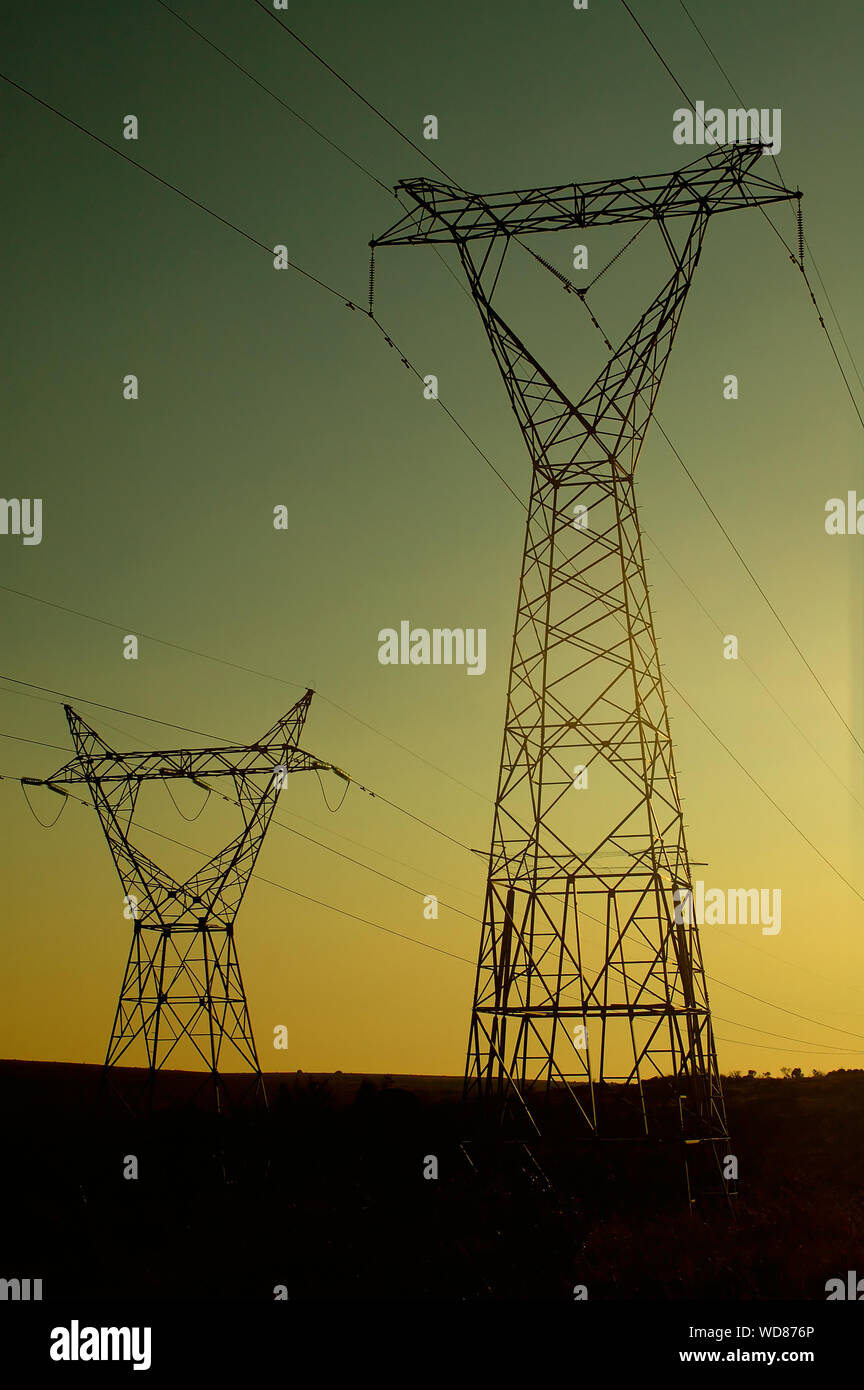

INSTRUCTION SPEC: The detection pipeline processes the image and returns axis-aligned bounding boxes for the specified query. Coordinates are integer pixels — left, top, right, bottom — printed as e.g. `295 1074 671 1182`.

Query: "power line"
0 586 494 799
2 732 72 754
711 1013 864 1054
617 0 864 430
270 5 864 795
246 0 595 314
714 1036 860 1058
8 751 858 1058
707 916 864 1005
7 706 864 1039
3 672 483 889
777 236 864 431
20 780 68 829
15 713 859 1024
665 673 864 904
5 38 862 1097
153 0 392 194
0 705 480 903
535 197 861 772
645 540 864 811
565 277 864 791
157 0 483 322
0 66 522 512
153 0 475 314
618 0 694 106
2 53 490 477
8 727 864 1059
0 685 220 770
0 71 355 308
244 0 596 316
674 0 738 108
18 779 476 967
0 673 230 743
7 553 863 920
19 8 859 806
802 250 864 397
247 0 452 181
316 687 492 805
652 418 864 761
171 10 864 810
282 13 864 806
0 671 478 856
15 728 864 1053
6 47 864 1019
6 56 850 838
710 973 864 1044
676 0 864 399
240 3 864 794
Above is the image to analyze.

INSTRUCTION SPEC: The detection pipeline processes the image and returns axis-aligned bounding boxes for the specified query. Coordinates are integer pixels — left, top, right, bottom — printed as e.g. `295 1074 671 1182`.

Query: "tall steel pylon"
25 691 330 1110
376 144 800 1189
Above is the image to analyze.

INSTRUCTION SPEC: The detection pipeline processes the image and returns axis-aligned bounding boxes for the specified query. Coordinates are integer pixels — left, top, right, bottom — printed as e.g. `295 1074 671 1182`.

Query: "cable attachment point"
21 777 67 796
315 766 350 812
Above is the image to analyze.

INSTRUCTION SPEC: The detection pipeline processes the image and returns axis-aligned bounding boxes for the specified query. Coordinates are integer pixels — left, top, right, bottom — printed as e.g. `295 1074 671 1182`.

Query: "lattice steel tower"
25 692 329 1108
375 145 799 1184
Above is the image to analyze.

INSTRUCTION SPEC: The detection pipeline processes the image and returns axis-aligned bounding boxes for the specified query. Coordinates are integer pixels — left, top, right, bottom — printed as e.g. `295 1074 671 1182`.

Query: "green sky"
2 0 863 1078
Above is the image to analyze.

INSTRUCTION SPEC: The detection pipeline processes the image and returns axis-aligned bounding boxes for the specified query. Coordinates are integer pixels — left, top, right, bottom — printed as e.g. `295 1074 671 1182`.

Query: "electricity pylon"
25 691 331 1110
375 144 799 1193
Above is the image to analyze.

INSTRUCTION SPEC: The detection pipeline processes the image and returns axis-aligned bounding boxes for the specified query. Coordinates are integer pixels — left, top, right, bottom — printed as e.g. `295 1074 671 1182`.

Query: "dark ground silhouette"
2 1060 861 1300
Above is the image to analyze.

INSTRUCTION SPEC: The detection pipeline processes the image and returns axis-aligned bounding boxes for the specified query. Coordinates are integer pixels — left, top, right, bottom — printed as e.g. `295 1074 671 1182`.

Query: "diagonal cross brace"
373 143 798 245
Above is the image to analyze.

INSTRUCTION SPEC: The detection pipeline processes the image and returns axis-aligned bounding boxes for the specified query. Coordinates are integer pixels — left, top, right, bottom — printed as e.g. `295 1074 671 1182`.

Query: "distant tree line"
722 1067 861 1080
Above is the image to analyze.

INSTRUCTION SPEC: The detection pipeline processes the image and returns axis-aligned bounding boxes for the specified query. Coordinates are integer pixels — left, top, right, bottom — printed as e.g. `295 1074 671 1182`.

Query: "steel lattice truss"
27 691 328 1104
376 144 799 1174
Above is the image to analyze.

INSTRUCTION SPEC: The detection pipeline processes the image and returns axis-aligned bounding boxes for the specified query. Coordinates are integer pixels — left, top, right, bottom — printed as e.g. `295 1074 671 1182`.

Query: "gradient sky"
2 0 863 1079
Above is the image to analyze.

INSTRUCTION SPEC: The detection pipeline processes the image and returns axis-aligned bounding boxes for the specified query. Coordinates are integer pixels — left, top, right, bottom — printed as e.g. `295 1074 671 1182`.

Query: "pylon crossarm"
24 691 321 787
30 746 326 786
374 145 797 247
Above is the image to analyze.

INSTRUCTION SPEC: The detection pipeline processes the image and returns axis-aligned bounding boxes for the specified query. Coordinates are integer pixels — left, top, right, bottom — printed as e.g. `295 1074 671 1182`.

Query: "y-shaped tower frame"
375 144 799 1192
25 691 330 1109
